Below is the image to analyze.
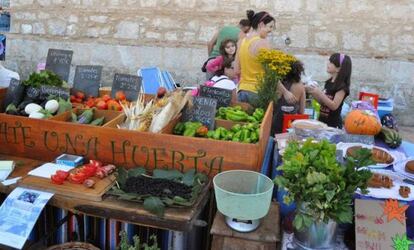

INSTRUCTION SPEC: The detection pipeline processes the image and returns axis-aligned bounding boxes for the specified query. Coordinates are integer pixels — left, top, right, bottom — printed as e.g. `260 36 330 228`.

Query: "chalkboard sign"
182 96 217 130
199 85 232 108
3 78 24 111
111 73 142 101
73 65 102 97
0 12 10 32
45 49 73 82
39 85 70 100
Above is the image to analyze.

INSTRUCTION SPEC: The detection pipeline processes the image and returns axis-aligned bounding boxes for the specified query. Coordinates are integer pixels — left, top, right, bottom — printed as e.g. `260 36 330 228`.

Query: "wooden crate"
0 87 272 177
50 108 123 127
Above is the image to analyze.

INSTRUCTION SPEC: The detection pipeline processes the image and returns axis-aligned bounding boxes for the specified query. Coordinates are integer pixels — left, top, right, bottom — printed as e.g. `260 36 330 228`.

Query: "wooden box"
0 88 273 177
51 108 123 127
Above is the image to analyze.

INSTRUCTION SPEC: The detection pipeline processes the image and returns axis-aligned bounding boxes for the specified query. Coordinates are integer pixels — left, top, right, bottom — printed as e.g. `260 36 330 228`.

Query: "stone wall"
6 0 414 124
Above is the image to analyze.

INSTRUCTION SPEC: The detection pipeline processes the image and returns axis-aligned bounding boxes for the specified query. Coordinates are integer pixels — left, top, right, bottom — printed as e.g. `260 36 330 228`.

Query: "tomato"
75 91 86 100
69 172 87 184
115 91 126 101
81 165 97 178
102 94 111 102
96 100 108 110
51 174 65 185
56 170 69 179
89 160 103 168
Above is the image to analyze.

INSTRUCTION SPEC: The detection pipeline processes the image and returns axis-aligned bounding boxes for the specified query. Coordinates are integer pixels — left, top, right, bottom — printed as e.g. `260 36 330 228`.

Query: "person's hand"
306 85 322 97
283 90 297 104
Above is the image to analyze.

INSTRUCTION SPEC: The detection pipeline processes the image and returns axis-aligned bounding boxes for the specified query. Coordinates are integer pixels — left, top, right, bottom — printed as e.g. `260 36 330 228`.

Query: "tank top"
272 81 300 134
238 36 264 93
318 80 348 128
210 26 240 58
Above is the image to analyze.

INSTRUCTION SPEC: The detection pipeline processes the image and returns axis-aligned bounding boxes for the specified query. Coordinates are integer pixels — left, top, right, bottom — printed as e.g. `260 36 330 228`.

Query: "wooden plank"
0 87 6 111
19 173 116 202
0 154 211 232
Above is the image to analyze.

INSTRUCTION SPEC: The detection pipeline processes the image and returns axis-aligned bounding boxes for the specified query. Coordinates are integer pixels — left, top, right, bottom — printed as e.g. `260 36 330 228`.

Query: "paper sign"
355 199 406 250
0 187 54 249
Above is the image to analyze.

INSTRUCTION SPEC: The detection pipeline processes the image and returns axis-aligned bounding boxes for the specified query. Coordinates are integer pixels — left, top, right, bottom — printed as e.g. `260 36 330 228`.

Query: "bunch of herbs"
274 139 373 231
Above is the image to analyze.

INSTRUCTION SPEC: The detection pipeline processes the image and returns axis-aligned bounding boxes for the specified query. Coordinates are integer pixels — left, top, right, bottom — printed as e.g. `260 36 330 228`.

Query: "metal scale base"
225 216 261 233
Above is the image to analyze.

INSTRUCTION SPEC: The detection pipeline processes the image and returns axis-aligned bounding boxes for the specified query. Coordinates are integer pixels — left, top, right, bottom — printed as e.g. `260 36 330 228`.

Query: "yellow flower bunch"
257 49 297 77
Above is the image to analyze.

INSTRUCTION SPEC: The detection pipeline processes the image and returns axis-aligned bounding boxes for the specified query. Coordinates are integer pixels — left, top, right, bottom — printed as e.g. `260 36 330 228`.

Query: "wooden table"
0 154 211 232
210 202 280 250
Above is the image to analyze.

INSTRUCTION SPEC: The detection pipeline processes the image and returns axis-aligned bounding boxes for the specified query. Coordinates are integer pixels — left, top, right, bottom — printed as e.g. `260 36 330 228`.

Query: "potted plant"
274 139 373 249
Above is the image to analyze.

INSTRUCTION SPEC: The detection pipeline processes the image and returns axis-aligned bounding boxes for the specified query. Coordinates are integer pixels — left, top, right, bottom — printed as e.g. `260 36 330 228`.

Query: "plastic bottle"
312 99 320 120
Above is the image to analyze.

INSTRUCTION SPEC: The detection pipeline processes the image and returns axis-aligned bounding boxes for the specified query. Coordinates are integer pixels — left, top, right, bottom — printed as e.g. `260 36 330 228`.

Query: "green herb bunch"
22 70 66 88
274 139 373 231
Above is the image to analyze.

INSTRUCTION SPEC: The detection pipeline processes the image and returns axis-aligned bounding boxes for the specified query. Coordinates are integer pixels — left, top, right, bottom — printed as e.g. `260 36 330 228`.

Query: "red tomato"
69 172 87 184
81 165 97 178
102 94 111 102
56 170 69 179
51 174 65 185
89 160 103 168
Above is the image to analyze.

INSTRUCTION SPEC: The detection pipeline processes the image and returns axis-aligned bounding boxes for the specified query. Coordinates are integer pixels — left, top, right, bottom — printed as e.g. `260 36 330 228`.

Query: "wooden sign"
73 65 102 97
182 96 217 130
355 199 406 250
45 49 73 82
39 85 70 100
111 73 142 101
199 85 232 108
3 78 24 110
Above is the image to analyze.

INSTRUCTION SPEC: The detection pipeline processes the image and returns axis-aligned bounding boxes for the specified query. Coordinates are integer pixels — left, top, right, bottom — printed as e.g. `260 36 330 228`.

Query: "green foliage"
22 70 66 88
118 231 160 250
274 139 373 231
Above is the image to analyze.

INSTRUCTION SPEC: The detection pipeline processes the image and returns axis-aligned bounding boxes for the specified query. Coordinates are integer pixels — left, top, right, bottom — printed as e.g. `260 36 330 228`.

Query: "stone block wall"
5 0 414 124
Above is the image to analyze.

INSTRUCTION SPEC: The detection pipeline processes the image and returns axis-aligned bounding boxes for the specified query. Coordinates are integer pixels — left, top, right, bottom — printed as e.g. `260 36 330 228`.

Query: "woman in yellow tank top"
235 10 297 106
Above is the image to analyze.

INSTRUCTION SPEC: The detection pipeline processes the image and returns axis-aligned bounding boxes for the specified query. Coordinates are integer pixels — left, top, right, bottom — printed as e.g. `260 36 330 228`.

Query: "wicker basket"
46 242 100 250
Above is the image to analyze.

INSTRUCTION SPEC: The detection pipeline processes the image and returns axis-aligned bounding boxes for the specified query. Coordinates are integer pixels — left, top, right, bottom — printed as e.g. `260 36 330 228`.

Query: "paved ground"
399 126 414 143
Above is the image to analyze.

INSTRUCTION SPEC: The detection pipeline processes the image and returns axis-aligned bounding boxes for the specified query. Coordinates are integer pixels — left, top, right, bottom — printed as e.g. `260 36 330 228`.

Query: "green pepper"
250 132 258 143
233 130 242 140
213 129 221 140
247 116 258 123
246 123 257 131
232 137 241 142
243 138 252 143
173 122 185 135
183 127 197 137
253 108 264 122
226 131 234 140
225 109 248 122
217 107 227 118
233 106 242 111
219 127 228 139
242 129 251 143
231 124 242 133
207 130 215 139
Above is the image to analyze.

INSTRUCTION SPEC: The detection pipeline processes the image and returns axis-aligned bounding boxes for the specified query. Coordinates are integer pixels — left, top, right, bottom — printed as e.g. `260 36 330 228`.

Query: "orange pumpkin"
344 110 381 135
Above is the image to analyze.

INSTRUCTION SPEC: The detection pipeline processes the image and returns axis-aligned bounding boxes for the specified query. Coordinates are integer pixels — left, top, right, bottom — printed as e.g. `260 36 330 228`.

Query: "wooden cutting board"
19 173 116 202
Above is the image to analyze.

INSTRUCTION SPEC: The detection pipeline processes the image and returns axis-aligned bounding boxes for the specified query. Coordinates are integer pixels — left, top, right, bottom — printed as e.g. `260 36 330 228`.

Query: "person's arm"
234 38 242 77
207 31 218 56
278 83 297 104
308 87 346 111
299 87 306 114
206 56 223 73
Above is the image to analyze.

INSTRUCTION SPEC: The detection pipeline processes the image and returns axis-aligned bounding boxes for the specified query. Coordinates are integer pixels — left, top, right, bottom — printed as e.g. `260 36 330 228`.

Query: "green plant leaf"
144 196 165 217
127 167 146 178
119 193 140 201
153 169 183 180
182 169 195 186
293 214 304 231
117 167 128 188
